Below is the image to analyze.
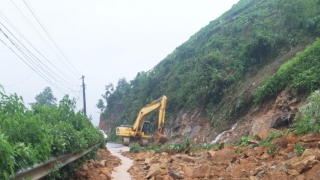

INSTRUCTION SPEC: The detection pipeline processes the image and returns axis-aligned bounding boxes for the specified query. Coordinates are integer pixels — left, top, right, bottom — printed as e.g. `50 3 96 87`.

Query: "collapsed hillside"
99 0 320 144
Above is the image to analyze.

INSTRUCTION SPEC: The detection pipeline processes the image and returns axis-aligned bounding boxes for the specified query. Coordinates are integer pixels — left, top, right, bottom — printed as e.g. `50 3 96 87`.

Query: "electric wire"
0 21 79 87
0 27 79 94
0 24 76 92
0 38 66 94
4 72 33 87
9 0 80 79
0 12 79 86
22 0 81 77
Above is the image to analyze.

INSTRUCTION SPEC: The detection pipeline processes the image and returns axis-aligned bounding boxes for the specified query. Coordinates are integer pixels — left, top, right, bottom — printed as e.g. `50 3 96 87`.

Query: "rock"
100 168 112 179
155 175 164 180
98 174 107 179
135 153 146 161
146 163 169 178
256 171 265 179
259 152 270 160
301 148 320 159
145 158 152 164
293 155 318 173
211 147 237 164
207 150 216 157
81 164 89 171
257 129 278 140
163 175 174 180
266 172 291 180
249 176 258 180
181 155 195 163
100 160 107 167
301 133 320 142
283 152 299 160
169 170 185 179
287 169 299 176
93 161 104 168
182 165 210 178
303 163 320 180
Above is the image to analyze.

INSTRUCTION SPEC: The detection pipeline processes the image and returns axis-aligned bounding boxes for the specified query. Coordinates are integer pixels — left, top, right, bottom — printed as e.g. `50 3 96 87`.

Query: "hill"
98 0 320 144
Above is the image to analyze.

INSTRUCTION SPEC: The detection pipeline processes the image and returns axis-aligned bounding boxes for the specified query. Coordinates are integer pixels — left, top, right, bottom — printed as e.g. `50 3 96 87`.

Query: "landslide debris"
123 131 320 180
73 149 121 180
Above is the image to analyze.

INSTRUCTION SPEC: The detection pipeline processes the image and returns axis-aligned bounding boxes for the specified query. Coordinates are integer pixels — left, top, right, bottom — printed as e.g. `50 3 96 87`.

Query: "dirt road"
107 143 133 180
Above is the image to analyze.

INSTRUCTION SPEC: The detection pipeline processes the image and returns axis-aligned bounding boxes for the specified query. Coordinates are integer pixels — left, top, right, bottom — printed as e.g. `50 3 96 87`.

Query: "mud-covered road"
107 143 133 180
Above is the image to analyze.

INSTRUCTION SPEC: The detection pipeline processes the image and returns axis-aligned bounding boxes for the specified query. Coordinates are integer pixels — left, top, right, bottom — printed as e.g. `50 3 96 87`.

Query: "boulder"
211 147 237 164
169 170 185 179
301 133 320 142
182 165 210 178
303 162 320 180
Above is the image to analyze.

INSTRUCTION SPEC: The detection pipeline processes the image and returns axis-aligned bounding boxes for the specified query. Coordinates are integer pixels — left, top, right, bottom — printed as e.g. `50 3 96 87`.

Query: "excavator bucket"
154 131 167 145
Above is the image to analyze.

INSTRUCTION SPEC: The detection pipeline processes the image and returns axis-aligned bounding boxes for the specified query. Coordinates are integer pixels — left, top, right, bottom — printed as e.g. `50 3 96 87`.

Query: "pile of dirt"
73 148 121 180
124 131 320 180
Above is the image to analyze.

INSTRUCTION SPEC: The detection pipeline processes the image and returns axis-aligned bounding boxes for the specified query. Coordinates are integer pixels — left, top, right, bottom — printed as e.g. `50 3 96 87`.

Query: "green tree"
30 87 57 106
96 99 105 112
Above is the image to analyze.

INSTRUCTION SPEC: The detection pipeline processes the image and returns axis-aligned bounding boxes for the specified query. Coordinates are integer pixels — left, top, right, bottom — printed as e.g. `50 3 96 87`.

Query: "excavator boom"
116 95 167 146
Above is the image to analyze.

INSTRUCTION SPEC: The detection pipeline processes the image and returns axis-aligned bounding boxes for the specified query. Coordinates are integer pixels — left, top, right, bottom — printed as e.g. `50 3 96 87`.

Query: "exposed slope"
99 0 320 143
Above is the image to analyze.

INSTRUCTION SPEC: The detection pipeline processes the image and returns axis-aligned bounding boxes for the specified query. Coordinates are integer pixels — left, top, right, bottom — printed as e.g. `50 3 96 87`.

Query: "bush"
255 38 320 103
0 89 104 180
295 90 320 135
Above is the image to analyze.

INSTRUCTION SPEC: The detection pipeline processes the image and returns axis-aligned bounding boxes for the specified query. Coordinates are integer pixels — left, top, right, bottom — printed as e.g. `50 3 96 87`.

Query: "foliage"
267 145 277 155
99 0 320 130
30 87 57 106
96 99 105 112
195 143 219 150
255 38 320 103
258 131 287 147
165 137 191 153
294 90 320 135
129 143 142 153
239 135 256 146
0 88 104 180
293 143 304 155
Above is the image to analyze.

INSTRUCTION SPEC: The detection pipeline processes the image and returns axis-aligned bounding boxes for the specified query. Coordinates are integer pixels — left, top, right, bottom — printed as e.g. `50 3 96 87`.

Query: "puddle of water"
107 143 133 180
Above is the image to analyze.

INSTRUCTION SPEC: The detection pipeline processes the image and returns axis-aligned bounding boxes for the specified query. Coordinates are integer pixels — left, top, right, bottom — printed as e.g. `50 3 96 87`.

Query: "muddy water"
107 143 133 180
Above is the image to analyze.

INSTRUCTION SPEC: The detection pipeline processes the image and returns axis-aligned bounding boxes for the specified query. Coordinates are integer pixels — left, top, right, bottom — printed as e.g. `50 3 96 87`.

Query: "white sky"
0 0 239 127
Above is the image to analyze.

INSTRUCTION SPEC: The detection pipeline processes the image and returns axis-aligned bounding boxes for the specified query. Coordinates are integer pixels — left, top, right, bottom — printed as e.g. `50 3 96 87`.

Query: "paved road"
107 143 133 180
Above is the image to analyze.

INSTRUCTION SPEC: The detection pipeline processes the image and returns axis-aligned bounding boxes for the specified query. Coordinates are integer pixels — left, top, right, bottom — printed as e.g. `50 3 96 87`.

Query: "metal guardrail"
11 143 99 180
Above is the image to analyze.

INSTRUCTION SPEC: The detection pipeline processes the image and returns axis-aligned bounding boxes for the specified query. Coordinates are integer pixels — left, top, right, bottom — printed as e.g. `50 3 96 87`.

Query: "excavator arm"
116 95 167 145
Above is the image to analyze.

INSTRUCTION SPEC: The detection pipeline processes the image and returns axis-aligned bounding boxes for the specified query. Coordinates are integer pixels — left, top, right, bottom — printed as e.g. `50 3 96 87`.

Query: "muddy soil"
73 147 121 180
123 131 320 180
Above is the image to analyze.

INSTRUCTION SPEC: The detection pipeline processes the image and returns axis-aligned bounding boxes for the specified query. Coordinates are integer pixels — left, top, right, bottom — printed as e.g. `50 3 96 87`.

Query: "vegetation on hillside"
0 86 104 180
99 0 320 139
255 38 320 103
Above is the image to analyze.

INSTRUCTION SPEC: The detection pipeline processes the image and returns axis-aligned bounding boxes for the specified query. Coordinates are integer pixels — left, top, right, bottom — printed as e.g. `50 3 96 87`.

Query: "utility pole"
81 75 87 116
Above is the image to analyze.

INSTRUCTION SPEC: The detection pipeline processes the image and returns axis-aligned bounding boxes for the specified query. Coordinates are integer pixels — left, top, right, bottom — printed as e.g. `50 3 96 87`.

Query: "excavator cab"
142 121 151 135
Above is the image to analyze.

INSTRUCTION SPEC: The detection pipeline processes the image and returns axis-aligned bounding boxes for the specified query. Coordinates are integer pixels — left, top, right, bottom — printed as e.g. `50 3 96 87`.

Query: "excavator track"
122 137 130 146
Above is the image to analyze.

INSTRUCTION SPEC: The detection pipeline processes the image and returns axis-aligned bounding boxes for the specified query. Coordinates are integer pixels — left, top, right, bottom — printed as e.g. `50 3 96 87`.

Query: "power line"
0 12 79 86
0 24 78 92
0 26 81 95
9 0 81 79
4 72 33 87
0 38 66 94
22 0 81 77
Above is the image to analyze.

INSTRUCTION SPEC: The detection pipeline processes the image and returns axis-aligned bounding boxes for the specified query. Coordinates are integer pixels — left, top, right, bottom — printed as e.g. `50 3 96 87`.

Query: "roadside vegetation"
0 86 105 180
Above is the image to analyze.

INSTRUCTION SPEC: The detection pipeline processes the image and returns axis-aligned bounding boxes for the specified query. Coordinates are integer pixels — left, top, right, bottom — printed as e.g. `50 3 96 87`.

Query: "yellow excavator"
116 95 167 146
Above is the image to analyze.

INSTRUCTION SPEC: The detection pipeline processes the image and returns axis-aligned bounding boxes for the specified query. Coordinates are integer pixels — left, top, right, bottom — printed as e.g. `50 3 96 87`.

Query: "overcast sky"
0 0 239 127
